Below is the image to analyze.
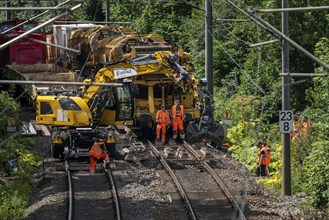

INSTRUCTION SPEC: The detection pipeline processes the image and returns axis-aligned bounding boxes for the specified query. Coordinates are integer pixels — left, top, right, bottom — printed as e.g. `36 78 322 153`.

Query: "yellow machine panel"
36 96 92 127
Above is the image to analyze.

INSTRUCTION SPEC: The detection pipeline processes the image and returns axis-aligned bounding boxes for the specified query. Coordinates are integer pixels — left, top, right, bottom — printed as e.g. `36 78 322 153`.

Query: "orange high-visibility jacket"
257 147 269 166
156 110 170 124
303 121 311 130
88 141 105 159
171 104 184 121
263 145 271 166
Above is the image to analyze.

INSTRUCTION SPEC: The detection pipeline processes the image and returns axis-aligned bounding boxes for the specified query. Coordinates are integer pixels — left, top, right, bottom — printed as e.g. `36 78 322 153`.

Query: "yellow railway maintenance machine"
36 25 225 159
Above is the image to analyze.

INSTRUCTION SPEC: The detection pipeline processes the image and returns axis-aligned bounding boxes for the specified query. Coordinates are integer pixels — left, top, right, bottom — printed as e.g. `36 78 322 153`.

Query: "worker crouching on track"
156 104 171 145
171 100 185 141
88 139 110 175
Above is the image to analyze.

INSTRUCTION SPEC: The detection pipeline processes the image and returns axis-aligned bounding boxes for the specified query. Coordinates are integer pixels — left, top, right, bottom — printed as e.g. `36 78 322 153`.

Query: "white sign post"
279 111 293 133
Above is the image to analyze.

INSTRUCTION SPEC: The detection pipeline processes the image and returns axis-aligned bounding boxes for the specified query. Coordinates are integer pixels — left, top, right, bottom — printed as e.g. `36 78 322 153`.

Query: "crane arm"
81 50 196 104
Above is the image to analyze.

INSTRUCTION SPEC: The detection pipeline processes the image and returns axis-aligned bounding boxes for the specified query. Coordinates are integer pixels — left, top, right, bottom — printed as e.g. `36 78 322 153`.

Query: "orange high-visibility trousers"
171 104 185 140
172 118 185 139
156 123 167 144
156 109 170 144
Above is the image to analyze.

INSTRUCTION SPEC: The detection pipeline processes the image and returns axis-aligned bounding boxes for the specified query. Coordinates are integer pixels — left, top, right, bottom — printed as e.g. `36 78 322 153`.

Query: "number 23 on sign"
279 111 293 133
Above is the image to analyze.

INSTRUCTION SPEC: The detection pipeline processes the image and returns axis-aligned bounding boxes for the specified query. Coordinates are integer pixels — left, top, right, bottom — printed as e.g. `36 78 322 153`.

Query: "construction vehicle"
34 25 226 159
36 51 225 157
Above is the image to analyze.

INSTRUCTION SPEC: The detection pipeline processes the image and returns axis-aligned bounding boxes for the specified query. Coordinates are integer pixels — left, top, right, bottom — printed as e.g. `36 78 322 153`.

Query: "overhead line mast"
225 0 329 196
282 0 291 196
205 0 213 95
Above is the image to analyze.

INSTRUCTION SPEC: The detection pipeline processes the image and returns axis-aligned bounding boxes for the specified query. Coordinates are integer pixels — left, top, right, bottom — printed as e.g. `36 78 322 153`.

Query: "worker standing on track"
262 139 271 177
256 141 268 177
88 139 110 174
156 104 170 145
171 100 185 141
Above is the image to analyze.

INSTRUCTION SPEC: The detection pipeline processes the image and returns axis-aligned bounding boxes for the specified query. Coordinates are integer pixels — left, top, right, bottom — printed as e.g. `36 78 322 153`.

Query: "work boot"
155 138 162 146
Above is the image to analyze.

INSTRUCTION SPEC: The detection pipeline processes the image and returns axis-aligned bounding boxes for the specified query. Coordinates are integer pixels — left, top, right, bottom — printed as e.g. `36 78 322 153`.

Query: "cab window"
116 86 132 120
59 98 81 110
105 88 116 109
23 23 37 31
0 24 14 33
40 102 53 114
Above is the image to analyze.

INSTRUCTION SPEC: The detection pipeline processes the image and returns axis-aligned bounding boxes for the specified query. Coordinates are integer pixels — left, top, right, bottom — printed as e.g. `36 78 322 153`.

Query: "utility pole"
105 0 110 23
205 0 213 95
6 0 11 20
282 0 291 196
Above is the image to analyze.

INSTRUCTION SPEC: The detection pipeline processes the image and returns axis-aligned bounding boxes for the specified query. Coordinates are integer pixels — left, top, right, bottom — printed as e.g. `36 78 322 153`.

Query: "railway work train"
0 19 46 66
0 20 226 159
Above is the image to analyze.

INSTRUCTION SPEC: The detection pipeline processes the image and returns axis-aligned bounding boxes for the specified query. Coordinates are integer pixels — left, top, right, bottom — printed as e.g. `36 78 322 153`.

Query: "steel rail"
144 139 197 220
183 142 247 220
65 160 73 220
105 168 122 220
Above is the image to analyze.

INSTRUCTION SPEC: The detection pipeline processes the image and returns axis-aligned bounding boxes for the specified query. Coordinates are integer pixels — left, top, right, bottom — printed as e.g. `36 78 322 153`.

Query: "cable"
216 17 251 44
209 29 266 95
209 0 251 45
92 0 101 22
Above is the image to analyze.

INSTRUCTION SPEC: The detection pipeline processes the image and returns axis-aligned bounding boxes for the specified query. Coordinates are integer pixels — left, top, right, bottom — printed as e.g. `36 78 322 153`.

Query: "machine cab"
99 84 134 126
36 96 92 127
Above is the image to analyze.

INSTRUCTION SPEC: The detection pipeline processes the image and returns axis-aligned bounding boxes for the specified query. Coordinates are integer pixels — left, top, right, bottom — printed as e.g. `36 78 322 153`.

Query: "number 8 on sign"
279 111 293 133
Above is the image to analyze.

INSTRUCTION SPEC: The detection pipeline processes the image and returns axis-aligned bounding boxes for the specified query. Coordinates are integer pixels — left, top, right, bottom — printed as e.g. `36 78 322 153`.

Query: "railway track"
39 139 247 219
144 139 247 220
65 160 122 220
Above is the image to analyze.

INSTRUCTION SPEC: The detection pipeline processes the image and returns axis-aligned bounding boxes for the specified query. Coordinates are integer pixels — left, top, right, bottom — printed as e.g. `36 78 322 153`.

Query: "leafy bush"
301 141 329 207
0 180 29 220
0 91 41 219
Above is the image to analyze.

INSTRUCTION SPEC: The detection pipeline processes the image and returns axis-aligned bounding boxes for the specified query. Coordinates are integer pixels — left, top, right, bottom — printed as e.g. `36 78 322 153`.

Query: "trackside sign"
114 68 137 79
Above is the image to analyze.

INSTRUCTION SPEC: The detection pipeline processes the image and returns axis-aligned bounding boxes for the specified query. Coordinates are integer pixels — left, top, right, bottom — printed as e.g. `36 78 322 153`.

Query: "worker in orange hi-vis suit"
88 139 110 174
156 104 170 145
291 115 302 142
171 100 185 141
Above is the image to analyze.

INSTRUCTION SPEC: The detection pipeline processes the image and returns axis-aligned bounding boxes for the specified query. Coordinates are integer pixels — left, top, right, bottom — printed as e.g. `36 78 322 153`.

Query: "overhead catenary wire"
216 17 251 44
208 2 267 216
208 0 267 95
225 0 329 71
208 30 266 95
